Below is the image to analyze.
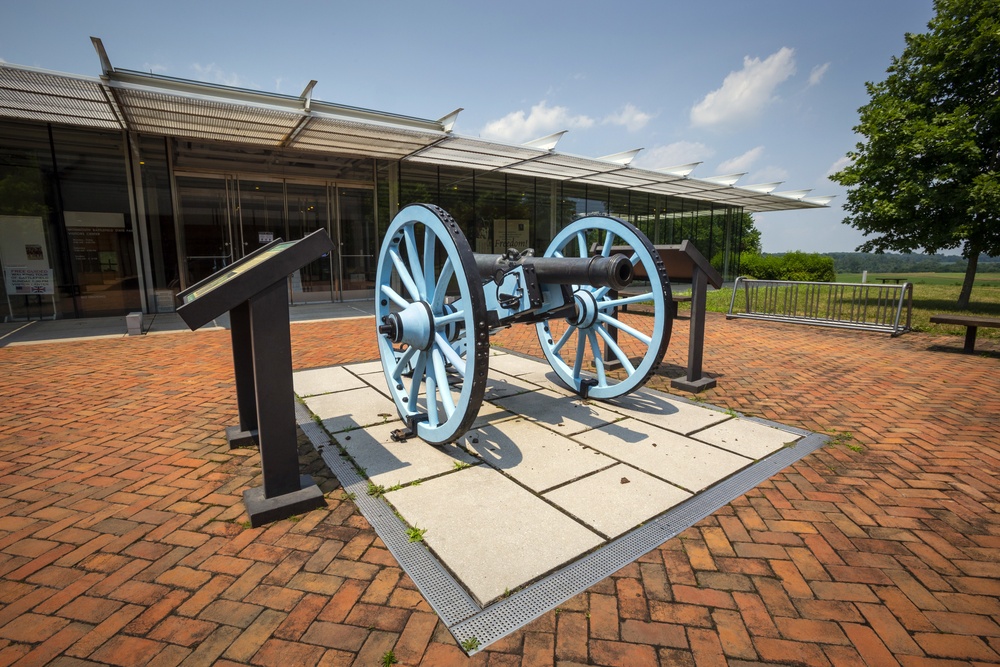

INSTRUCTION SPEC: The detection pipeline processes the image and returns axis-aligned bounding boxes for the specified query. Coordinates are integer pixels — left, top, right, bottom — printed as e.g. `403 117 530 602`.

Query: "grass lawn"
692 272 1000 341
837 272 1000 287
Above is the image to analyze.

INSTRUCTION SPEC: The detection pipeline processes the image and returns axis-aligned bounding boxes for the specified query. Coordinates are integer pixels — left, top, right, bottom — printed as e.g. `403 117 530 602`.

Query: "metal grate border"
296 395 828 655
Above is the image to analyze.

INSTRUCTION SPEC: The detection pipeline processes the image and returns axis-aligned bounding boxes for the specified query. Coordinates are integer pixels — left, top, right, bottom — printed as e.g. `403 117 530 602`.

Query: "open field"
696 272 1000 340
838 271 1000 286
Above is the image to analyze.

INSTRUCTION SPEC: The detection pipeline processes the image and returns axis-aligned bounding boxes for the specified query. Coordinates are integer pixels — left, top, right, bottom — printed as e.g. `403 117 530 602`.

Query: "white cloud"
826 155 852 177
717 146 765 174
603 103 653 132
690 47 797 129
808 62 831 87
481 101 595 144
631 141 715 170
191 63 251 88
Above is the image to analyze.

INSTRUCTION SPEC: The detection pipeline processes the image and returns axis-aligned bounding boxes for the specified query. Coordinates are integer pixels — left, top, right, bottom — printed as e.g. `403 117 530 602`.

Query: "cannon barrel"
474 253 634 291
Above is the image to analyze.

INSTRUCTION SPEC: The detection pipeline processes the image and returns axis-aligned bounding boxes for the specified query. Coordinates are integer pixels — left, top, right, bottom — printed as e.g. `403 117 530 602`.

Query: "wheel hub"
379 301 435 350
572 289 600 329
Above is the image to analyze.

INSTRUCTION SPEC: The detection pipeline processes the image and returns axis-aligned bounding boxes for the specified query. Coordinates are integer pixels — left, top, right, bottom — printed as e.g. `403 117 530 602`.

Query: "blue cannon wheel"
535 215 672 399
375 204 489 445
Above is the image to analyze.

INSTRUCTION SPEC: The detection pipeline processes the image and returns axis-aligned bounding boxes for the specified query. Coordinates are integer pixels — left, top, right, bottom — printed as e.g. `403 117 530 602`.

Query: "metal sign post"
177 229 334 526
604 240 722 393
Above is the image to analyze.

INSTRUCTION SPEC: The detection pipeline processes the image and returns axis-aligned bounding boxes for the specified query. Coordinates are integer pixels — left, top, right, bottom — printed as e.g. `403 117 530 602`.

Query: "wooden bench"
929 314 1000 353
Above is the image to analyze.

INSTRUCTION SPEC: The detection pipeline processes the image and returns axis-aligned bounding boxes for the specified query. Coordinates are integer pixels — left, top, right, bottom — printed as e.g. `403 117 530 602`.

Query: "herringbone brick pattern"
0 312 996 666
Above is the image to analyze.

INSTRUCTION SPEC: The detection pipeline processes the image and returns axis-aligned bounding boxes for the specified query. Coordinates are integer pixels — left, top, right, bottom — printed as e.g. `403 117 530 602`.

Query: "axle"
474 251 634 291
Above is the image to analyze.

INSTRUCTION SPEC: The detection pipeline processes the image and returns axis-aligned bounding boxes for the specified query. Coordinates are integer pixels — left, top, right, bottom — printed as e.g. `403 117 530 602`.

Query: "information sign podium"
654 241 724 392
607 240 723 392
177 229 334 527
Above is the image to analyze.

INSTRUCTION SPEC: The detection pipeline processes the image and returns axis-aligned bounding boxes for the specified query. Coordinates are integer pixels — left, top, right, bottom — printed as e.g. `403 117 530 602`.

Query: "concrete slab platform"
695 416 800 459
493 389 622 436
488 351 577 396
462 420 615 493
604 388 731 435
487 350 550 377
384 465 604 605
542 463 691 539
482 373 538 401
349 360 385 376
340 422 478 489
304 385 397 434
293 365 366 397
571 418 757 492
294 355 826 651
470 400 517 429
514 369 577 395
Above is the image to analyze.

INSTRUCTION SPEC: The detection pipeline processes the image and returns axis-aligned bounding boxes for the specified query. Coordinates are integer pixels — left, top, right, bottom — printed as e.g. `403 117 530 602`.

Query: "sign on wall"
475 220 531 254
494 220 530 253
6 267 54 295
0 216 54 295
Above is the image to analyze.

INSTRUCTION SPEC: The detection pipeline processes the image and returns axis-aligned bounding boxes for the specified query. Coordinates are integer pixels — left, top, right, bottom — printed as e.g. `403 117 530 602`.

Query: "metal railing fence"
727 277 913 336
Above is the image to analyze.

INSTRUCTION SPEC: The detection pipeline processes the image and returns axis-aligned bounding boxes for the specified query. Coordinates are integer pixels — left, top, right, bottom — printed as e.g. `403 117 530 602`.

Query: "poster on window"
493 220 530 254
0 216 55 295
6 268 54 295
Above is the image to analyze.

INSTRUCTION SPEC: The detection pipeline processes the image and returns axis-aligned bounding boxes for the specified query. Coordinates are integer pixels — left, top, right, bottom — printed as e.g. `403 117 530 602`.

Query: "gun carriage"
376 204 673 444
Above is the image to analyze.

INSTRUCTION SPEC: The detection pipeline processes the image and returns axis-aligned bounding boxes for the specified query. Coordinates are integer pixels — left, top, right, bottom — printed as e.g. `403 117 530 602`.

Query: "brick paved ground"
0 312 997 666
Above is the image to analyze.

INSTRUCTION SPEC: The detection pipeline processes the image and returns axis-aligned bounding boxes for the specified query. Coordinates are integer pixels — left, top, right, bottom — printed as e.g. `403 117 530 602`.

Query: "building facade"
0 53 825 321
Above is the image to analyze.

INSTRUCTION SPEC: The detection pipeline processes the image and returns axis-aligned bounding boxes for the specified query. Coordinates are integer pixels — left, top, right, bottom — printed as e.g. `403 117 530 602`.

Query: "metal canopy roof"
0 58 830 213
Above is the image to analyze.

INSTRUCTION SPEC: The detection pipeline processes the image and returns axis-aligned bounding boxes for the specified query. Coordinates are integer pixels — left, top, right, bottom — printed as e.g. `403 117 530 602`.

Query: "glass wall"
174 174 235 286
172 175 376 302
0 119 749 322
392 165 599 260
385 161 745 281
0 122 139 320
136 136 178 310
0 122 63 320
338 187 377 300
286 182 334 302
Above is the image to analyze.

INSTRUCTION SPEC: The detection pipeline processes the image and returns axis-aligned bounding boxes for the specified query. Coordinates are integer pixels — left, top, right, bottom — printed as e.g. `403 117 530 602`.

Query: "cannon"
375 203 673 444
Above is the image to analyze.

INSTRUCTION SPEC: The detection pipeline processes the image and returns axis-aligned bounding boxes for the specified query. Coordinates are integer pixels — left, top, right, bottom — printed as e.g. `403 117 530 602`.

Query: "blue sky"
1 0 935 253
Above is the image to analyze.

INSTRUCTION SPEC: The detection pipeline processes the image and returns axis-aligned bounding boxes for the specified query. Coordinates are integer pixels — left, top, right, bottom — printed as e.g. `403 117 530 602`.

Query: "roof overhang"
0 59 829 213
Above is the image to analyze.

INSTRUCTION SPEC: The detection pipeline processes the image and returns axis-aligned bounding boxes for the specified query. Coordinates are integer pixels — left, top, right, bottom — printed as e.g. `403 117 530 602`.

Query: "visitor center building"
0 40 828 321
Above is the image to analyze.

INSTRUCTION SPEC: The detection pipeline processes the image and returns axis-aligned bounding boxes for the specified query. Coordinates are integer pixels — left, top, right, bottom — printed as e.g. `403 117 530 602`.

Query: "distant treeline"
761 252 1000 274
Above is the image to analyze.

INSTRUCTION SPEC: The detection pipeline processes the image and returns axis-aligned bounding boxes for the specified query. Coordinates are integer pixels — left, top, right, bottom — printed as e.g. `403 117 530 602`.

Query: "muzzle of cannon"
375 203 673 445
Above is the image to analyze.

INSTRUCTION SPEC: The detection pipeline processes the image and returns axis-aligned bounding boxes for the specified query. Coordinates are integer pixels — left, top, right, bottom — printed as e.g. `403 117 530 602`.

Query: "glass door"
336 187 376 300
286 182 335 303
175 174 236 287
175 175 374 302
236 178 284 255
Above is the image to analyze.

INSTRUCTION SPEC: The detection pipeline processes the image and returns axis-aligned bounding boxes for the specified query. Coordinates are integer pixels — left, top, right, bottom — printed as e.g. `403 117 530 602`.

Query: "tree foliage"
830 0 1000 307
739 252 836 282
0 165 49 217
733 212 762 255
824 251 1000 274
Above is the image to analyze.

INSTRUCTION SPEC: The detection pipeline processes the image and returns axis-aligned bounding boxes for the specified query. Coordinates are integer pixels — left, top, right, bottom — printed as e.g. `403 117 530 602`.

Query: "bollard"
126 312 143 336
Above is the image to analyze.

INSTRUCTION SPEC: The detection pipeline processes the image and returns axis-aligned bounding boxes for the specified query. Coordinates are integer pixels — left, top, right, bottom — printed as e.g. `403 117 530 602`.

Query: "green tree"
734 212 762 255
830 0 1000 308
0 165 49 217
